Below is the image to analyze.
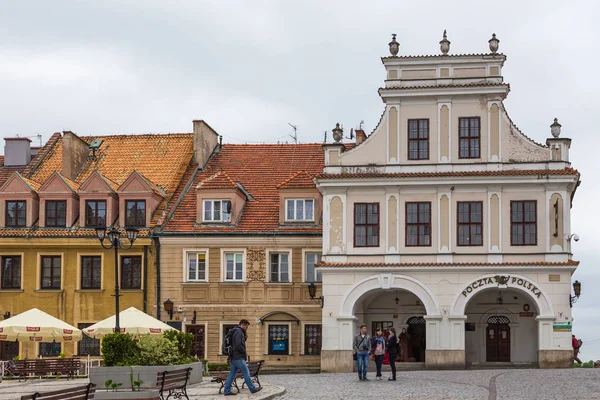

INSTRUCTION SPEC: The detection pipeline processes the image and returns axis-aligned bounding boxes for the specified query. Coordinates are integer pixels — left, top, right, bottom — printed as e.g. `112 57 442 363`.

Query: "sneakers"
251 387 263 394
363 377 370 381
224 393 237 396
376 376 382 381
388 377 396 381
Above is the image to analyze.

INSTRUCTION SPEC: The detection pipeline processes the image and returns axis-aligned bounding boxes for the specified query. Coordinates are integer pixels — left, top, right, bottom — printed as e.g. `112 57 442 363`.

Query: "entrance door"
0 341 19 361
186 325 205 359
486 316 510 362
407 316 426 362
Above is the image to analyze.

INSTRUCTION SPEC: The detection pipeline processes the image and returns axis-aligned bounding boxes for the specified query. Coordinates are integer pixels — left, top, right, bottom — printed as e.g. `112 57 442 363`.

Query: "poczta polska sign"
461 275 542 298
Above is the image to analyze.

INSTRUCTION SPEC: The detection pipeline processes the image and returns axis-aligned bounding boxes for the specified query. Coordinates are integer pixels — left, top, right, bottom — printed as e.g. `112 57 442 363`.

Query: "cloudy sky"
2 0 599 360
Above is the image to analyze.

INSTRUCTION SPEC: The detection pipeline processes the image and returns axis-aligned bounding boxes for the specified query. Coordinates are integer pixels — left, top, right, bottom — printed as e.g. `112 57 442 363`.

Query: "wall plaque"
549 274 560 282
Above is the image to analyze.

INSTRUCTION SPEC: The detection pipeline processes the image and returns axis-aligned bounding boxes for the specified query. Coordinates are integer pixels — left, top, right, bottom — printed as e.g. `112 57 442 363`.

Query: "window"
40 256 61 289
224 252 243 282
268 325 289 355
511 201 537 245
186 252 207 282
305 252 322 283
372 321 393 337
77 323 100 356
270 253 290 282
45 200 67 227
6 201 26 227
286 199 314 221
39 342 61 357
354 203 379 247
121 256 142 289
125 200 146 227
304 324 322 355
203 200 232 222
408 119 429 160
459 117 481 158
406 202 431 246
457 202 483 246
85 200 106 227
1 256 21 289
81 256 101 289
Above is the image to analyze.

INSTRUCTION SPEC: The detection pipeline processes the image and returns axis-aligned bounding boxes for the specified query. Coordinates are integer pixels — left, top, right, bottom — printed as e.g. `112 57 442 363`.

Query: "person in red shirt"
572 335 582 364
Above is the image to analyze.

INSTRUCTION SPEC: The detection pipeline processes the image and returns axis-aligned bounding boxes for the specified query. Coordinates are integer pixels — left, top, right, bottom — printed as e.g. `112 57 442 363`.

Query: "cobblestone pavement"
262 369 600 400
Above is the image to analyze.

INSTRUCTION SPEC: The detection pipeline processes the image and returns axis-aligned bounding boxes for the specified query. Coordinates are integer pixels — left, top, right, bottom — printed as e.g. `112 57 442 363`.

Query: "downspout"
155 237 161 320
143 245 148 313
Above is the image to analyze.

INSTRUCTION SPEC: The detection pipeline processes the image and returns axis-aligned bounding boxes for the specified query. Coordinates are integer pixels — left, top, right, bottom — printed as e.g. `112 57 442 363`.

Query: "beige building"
157 122 325 370
316 33 581 370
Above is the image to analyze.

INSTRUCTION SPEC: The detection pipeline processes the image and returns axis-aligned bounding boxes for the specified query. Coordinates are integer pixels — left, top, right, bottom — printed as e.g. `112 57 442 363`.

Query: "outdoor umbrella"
83 307 178 338
0 308 82 342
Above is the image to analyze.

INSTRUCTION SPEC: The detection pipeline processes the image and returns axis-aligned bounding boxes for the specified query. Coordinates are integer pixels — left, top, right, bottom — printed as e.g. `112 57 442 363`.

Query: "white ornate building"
316 33 580 370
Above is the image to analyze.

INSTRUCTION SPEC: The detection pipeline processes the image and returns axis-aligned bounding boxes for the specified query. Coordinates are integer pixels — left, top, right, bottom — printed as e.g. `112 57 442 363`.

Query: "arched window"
486 315 510 324
407 316 426 325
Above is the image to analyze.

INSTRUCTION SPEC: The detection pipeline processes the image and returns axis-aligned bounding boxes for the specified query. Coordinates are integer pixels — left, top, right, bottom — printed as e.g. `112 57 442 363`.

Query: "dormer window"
6 201 26 227
286 199 314 222
126 200 146 227
45 200 67 227
85 200 107 227
203 200 232 223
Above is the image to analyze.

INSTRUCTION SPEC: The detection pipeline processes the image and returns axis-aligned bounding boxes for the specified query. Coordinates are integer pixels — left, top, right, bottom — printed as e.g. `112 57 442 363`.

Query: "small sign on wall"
393 314 398 319
549 274 561 282
519 312 534 317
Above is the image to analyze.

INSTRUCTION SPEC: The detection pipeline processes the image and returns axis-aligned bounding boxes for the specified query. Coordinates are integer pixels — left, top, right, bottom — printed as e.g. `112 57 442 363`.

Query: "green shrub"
101 333 140 366
137 335 180 366
582 360 594 368
162 330 195 363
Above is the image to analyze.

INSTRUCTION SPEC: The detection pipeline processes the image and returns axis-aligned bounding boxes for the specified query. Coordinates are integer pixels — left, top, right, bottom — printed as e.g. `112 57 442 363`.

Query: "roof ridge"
382 53 506 60
277 170 314 188
197 169 237 189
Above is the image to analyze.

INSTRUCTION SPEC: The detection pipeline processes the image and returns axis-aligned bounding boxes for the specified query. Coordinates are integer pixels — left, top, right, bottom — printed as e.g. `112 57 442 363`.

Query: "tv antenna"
346 128 354 140
288 123 298 144
323 130 327 143
15 133 43 147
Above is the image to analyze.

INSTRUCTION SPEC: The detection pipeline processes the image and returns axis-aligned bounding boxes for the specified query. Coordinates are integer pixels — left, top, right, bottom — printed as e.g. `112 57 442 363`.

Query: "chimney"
193 120 219 167
355 129 367 145
3 137 32 166
62 131 88 180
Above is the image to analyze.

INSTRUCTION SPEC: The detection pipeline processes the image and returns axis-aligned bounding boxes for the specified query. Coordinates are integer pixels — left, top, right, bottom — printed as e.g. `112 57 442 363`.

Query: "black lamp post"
163 299 174 320
569 280 582 308
96 226 138 332
308 282 324 308
3 311 10 319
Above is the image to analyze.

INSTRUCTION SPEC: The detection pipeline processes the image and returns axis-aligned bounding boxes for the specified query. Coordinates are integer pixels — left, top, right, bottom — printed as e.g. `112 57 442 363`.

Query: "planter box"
95 390 160 400
90 362 202 390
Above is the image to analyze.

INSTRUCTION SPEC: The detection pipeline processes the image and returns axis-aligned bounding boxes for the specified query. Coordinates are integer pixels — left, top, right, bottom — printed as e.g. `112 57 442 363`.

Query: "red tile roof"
379 82 510 92
317 260 579 268
162 143 325 234
197 170 238 190
317 167 579 180
0 156 24 188
277 170 316 189
381 53 506 60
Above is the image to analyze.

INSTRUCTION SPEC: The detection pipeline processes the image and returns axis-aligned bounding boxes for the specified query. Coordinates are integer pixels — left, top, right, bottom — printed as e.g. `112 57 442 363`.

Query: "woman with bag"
371 328 386 380
387 327 398 381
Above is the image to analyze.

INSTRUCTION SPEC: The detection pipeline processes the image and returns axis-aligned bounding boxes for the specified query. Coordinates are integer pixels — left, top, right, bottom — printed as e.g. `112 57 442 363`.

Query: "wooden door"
0 341 19 361
186 325 205 359
486 316 510 362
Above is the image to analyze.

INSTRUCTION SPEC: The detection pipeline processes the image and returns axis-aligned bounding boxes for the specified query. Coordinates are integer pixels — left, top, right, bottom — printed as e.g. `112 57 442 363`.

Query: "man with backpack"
572 334 583 365
353 324 371 381
223 319 262 396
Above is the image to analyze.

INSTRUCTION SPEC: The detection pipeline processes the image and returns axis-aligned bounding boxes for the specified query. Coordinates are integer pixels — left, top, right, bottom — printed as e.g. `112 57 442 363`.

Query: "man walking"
572 334 582 365
223 319 262 396
353 324 371 381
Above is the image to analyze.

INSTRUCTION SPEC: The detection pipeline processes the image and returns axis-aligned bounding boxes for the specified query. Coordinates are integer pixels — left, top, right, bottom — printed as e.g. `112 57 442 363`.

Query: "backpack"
577 339 583 348
222 329 234 356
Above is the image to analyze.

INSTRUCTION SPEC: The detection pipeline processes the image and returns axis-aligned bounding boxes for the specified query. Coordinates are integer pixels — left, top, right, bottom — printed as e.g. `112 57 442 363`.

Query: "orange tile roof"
317 260 579 268
277 170 316 189
197 170 238 190
317 167 579 180
0 156 24 188
381 53 506 60
379 82 510 91
19 174 41 192
162 143 325 234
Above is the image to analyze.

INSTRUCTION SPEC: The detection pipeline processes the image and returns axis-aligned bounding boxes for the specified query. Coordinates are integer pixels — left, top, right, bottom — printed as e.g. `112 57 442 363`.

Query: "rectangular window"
285 199 314 221
40 256 61 289
1 256 21 289
224 252 243 282
39 342 61 357
408 119 429 160
511 201 537 245
371 321 393 337
268 325 289 355
459 117 481 158
406 202 431 246
203 200 232 222
304 324 322 355
457 202 483 246
270 253 290 282
6 201 26 227
45 200 67 227
121 256 142 289
77 323 100 356
80 256 102 289
85 200 106 227
354 203 379 247
186 252 207 282
125 200 146 227
305 252 322 283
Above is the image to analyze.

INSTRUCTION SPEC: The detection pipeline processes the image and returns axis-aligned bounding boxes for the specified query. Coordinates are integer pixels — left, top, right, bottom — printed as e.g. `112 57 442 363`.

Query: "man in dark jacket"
223 319 262 396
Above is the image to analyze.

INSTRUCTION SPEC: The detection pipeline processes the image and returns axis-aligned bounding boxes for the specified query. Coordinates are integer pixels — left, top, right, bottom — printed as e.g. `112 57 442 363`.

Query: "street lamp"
96 226 138 332
163 299 174 320
569 280 582 308
307 282 324 308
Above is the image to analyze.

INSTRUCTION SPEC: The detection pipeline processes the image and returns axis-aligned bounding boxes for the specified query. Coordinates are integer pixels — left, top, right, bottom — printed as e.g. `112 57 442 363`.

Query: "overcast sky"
1 0 599 360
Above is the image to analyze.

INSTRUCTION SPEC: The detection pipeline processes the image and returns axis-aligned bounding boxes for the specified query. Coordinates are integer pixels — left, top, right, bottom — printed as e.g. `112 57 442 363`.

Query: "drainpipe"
143 245 148 313
154 237 161 320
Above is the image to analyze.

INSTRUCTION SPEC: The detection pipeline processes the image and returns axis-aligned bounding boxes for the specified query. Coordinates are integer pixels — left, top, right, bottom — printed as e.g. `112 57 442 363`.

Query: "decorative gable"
195 170 247 225
38 171 79 228
78 170 118 194
78 171 118 229
277 170 321 225
0 172 40 227
118 171 165 228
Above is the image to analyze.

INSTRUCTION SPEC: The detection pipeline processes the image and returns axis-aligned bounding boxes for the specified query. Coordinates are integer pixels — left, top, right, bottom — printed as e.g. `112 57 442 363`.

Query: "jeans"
374 354 384 377
388 352 397 379
224 359 257 394
356 351 369 378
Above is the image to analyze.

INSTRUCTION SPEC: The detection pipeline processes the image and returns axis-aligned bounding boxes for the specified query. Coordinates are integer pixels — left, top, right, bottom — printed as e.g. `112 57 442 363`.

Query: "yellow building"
0 128 194 360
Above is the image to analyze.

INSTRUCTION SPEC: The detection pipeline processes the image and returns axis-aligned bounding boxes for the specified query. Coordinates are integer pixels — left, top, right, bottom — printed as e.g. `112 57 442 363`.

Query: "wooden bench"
14 358 81 381
211 360 264 394
155 367 192 400
20 383 96 400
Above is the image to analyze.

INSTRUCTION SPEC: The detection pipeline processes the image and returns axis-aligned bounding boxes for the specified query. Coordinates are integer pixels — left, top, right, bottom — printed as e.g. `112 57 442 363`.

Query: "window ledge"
120 289 143 292
220 281 246 285
266 282 293 286
182 281 209 285
0 289 24 293
75 289 105 293
34 289 64 293
300 282 322 286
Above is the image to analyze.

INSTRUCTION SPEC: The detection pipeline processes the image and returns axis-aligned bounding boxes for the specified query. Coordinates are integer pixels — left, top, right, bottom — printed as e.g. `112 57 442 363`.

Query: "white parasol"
83 307 178 338
0 308 82 342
